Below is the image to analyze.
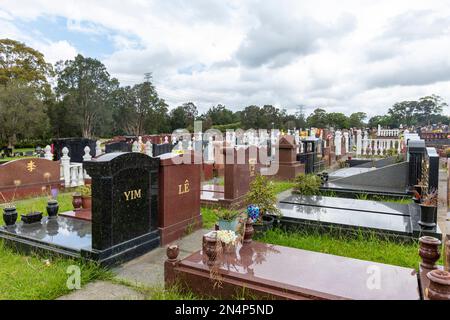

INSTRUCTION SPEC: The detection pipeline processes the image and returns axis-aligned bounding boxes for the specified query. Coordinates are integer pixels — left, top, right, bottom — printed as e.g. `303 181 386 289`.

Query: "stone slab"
175 242 420 300
0 216 92 251
278 201 412 234
280 194 410 216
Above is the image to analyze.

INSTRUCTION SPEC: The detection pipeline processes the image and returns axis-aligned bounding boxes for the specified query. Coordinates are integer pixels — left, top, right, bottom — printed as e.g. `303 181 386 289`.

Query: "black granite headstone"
83 152 160 264
53 138 96 162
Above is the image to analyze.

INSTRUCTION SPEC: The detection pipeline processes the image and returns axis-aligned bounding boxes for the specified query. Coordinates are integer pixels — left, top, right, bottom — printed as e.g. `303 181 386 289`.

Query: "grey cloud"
235 12 356 68
383 10 450 42
367 61 450 88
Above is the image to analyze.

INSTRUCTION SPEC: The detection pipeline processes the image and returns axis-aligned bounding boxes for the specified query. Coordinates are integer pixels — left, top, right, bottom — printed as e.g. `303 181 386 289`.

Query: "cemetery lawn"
271 180 295 194
0 192 73 225
257 228 432 269
201 207 217 229
0 241 111 300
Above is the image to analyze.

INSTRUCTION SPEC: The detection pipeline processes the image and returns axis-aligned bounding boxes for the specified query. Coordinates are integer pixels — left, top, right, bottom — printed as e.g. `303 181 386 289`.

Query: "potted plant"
245 175 281 233
76 185 92 210
419 189 438 228
214 208 239 231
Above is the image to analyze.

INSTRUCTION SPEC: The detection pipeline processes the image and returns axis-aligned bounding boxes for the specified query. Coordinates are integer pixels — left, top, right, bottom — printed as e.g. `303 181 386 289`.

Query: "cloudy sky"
1 0 450 117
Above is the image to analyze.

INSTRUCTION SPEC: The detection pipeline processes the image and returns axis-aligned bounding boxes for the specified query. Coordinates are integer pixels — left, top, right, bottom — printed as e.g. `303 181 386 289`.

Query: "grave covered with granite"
165 240 421 300
0 152 161 265
276 194 441 240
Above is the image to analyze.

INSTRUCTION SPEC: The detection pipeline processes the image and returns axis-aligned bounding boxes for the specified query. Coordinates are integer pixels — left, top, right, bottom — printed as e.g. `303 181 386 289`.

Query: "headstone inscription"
83 152 160 264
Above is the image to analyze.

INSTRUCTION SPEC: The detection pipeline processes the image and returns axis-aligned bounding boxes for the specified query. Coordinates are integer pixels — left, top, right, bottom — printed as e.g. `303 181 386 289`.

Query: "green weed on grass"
257 228 427 269
0 241 111 300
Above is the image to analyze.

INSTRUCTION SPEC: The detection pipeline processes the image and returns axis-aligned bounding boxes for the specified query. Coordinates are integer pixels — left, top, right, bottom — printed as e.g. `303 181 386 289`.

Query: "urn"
419 236 441 270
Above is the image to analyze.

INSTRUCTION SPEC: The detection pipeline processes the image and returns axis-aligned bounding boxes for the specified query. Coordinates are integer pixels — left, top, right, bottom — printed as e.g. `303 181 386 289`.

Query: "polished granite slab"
328 167 373 179
278 202 411 234
280 195 410 216
177 241 420 300
321 181 407 196
0 216 92 251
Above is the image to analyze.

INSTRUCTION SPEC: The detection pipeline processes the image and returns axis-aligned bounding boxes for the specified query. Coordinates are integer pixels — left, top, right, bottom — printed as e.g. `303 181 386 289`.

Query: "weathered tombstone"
83 152 160 264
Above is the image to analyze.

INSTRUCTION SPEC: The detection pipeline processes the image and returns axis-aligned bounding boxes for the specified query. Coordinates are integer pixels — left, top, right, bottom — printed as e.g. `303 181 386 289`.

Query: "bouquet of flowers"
216 230 238 246
246 205 260 223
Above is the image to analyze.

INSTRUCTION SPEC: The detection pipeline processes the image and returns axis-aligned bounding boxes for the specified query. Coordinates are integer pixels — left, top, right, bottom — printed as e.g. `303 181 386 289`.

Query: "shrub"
245 175 281 217
293 174 322 196
214 208 240 221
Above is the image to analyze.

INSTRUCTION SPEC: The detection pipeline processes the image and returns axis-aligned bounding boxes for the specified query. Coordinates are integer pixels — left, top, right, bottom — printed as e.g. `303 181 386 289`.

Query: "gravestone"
274 136 304 180
83 152 160 264
158 151 202 244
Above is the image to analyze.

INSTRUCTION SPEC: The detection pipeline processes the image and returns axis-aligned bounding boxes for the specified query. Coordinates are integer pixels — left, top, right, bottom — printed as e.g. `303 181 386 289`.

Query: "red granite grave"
166 241 420 300
273 136 304 180
0 158 61 202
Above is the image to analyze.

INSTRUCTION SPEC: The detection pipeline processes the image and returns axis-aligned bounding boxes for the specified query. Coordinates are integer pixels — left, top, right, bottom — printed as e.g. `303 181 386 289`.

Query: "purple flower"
51 188 59 199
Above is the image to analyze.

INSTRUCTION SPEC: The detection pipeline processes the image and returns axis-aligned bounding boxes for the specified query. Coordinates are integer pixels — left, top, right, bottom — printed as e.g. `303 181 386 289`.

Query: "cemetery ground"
0 181 435 300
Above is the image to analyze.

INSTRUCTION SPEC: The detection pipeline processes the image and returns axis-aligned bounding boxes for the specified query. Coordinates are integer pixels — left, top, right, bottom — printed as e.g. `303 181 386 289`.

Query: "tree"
326 112 349 129
416 95 446 126
205 104 237 125
348 112 367 128
169 102 198 131
55 54 119 138
240 105 262 129
307 108 328 128
0 38 54 98
0 80 49 147
387 101 418 127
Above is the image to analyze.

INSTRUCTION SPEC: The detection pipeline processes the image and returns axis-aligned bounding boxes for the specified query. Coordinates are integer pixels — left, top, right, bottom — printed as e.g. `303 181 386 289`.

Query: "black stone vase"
419 204 437 228
253 215 275 234
46 200 59 218
3 206 18 226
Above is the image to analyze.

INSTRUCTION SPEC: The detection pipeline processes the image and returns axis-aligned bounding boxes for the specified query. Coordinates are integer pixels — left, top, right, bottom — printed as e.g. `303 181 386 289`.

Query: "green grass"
0 193 73 226
257 228 429 269
271 180 295 194
201 206 217 229
0 241 111 300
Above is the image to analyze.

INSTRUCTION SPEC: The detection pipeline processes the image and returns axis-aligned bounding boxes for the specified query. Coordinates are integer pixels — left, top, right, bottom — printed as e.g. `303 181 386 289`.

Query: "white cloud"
1 0 450 117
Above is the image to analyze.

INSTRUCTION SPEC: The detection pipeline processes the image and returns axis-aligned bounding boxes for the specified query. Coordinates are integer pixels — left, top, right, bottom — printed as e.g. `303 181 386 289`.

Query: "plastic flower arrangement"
247 205 260 223
216 230 238 245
